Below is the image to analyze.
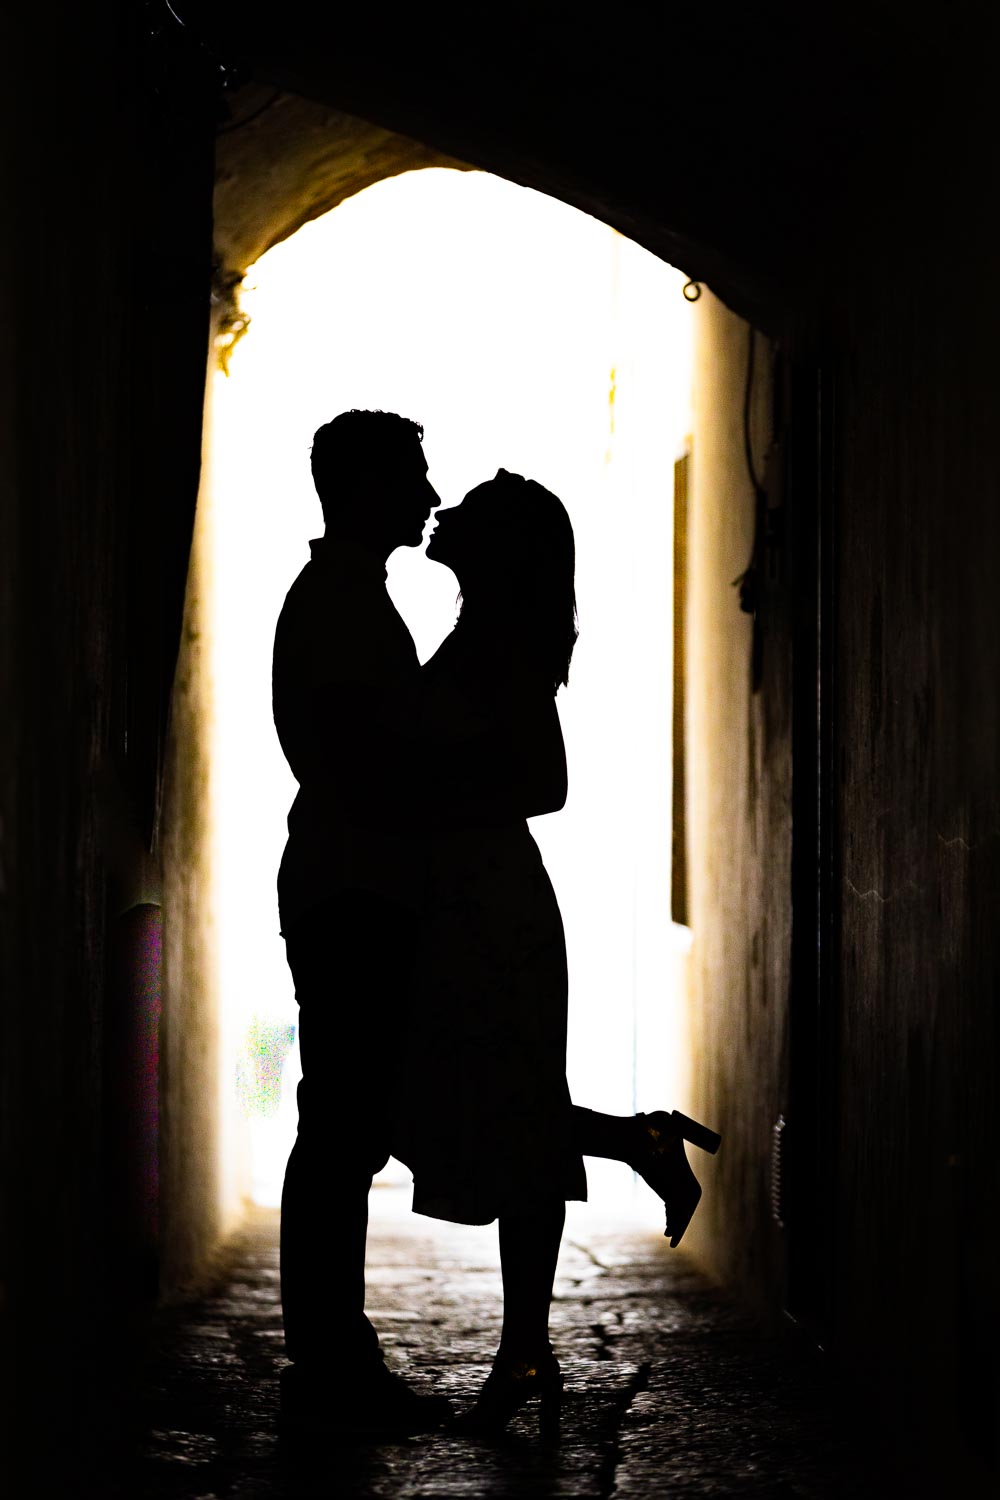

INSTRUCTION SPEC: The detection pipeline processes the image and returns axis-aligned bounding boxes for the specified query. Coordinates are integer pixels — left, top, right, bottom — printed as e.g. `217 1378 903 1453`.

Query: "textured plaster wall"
160 395 229 1295
683 292 791 1312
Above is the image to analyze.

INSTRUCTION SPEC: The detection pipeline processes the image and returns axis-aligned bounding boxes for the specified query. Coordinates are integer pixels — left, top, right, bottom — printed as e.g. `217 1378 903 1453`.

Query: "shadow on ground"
101 1198 890 1497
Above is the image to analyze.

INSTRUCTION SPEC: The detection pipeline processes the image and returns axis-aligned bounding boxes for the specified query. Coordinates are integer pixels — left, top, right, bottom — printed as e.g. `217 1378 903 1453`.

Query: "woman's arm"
419 656 567 827
503 686 567 816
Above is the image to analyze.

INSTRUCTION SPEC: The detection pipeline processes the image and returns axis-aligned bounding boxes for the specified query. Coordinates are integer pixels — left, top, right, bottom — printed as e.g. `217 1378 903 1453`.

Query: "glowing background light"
207 168 695 1217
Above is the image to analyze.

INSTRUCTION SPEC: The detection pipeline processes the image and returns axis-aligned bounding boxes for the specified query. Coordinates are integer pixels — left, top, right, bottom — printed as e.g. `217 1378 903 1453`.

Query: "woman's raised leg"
572 1105 721 1247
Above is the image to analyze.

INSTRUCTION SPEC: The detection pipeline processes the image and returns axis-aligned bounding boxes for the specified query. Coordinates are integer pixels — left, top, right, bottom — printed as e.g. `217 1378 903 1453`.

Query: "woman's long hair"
456 470 578 694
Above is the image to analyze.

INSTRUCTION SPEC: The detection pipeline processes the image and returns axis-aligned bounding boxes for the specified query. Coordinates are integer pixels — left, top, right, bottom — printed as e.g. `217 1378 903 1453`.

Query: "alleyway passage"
119 1194 891 1498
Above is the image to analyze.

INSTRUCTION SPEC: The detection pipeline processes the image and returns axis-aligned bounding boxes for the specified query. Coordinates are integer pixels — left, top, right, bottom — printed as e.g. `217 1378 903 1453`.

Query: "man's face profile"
383 439 440 548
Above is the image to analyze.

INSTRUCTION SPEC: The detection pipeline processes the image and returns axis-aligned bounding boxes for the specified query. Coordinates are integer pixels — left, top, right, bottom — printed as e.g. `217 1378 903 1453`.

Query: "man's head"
310 409 438 556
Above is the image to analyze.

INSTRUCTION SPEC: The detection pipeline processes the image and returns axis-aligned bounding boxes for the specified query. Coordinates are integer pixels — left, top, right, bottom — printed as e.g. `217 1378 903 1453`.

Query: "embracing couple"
272 409 720 1438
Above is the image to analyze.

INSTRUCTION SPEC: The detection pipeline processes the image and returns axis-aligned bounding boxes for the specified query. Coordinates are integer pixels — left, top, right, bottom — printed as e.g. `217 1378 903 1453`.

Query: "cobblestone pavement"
112 1192 890 1498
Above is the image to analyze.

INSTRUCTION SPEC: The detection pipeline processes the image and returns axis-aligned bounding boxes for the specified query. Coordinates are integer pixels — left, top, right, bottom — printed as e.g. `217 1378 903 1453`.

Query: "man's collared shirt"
272 534 422 931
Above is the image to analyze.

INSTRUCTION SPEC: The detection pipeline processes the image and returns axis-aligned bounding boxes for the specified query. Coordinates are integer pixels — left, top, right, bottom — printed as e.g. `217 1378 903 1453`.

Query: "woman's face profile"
426 480 505 577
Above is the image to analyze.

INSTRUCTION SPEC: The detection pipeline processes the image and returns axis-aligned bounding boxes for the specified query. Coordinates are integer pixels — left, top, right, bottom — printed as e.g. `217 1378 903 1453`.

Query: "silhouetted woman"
399 470 719 1437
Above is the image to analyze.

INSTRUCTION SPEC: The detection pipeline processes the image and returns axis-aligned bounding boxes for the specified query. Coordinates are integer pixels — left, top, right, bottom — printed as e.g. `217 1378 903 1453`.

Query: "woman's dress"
397 630 587 1225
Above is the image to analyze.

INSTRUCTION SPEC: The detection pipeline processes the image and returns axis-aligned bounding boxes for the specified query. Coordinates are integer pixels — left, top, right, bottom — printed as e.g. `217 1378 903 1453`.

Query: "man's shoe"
280 1360 452 1436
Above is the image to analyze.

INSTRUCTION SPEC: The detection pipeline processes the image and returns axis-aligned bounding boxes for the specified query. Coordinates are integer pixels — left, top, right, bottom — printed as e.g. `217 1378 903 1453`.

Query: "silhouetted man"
272 409 446 1432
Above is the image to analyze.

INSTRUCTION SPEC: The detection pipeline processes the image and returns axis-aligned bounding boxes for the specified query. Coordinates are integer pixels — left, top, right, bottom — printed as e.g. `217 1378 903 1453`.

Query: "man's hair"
310 409 424 519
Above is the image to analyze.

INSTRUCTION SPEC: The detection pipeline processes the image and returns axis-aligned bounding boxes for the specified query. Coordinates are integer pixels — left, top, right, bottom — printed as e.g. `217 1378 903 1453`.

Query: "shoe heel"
670 1110 721 1155
538 1374 563 1443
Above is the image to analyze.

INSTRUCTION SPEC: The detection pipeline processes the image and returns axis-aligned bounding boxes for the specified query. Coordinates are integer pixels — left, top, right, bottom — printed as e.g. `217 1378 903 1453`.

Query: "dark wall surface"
2 3 137 1465
1 0 218 1470
825 89 1000 1482
194 0 952 332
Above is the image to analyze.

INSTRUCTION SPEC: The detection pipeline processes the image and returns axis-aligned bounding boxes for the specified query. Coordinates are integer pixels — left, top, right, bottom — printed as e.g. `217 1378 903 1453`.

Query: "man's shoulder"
275 552 356 633
277 554 318 608
273 551 417 688
279 541 388 611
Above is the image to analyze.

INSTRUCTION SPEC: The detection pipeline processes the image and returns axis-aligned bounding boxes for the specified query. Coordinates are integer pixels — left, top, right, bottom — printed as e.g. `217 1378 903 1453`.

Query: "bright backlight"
207 169 695 1212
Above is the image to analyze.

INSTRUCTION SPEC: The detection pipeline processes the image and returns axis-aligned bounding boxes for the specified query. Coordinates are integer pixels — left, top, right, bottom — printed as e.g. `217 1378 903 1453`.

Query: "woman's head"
426 469 578 691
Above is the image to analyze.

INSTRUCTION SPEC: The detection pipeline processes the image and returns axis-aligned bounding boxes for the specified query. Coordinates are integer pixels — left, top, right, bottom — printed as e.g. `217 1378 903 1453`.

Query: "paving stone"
103 1197 898 1497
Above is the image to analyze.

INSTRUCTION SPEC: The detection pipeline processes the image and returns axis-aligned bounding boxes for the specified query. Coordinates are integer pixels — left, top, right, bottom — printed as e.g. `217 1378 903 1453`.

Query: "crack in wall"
843 841 1000 907
843 826 999 906
844 878 894 905
937 829 1000 852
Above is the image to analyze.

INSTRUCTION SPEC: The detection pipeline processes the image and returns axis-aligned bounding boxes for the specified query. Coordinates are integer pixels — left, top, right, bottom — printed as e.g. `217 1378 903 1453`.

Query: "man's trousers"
280 891 419 1370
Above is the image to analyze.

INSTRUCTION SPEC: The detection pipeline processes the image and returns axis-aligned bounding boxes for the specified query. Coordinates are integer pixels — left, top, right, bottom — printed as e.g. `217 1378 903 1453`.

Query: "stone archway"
212 85 472 345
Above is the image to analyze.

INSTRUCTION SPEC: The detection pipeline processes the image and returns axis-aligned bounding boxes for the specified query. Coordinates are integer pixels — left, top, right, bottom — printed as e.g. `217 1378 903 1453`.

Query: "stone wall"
159 404 227 1296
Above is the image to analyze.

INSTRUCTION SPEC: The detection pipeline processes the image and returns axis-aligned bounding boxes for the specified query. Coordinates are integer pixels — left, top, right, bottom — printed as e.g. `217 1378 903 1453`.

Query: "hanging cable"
734 326 766 614
743 326 765 497
218 89 282 135
732 325 770 690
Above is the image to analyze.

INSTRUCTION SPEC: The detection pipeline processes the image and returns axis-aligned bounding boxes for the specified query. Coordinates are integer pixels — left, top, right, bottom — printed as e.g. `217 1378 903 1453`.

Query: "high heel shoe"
452 1347 563 1440
631 1109 721 1248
